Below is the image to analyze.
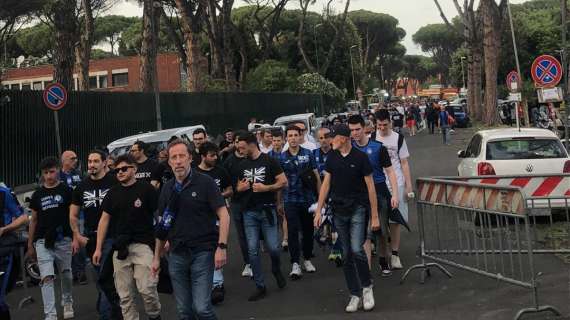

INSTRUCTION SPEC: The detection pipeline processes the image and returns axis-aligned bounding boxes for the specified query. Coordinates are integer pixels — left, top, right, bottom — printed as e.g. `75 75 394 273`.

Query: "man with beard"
196 142 232 305
191 129 208 168
70 150 121 319
130 141 159 184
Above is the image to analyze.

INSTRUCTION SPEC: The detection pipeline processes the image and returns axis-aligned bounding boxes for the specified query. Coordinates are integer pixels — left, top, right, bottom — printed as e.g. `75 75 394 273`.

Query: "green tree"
246 60 297 92
95 15 139 55
296 73 345 109
412 23 462 85
15 23 54 58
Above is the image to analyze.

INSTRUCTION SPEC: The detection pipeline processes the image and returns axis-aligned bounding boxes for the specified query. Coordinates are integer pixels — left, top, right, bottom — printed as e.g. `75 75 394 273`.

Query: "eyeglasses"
115 166 134 173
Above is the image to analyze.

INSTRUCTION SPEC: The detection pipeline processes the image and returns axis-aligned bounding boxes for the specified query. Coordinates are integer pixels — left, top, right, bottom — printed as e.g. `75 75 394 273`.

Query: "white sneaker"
362 285 375 311
303 260 316 273
241 264 253 277
63 303 74 319
289 262 302 280
391 255 403 270
345 295 362 313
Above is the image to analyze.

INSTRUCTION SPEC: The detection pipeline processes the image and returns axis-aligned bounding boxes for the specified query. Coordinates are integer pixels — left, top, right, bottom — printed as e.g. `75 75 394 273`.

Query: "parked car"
457 128 570 176
449 104 470 127
107 125 206 158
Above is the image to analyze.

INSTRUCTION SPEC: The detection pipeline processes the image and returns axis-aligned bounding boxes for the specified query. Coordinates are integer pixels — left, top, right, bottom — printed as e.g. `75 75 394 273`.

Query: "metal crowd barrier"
401 174 570 320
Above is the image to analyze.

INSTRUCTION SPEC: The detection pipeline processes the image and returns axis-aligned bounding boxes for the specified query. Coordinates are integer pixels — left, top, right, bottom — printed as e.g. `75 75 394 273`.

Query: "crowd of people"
0 107 420 320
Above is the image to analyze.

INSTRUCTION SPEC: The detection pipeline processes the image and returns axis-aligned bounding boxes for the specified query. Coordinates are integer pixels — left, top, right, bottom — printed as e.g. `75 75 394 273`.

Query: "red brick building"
1 53 183 92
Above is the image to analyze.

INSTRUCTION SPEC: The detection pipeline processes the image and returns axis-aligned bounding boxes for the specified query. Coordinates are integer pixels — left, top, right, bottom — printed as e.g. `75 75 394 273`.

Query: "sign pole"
562 0 569 150
53 111 62 156
507 0 524 130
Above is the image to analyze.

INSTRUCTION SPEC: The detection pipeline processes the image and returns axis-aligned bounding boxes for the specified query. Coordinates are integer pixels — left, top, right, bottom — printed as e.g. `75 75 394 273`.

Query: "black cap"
330 124 350 137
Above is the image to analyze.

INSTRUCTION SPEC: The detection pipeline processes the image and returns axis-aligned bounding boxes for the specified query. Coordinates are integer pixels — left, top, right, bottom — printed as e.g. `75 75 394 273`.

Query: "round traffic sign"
531 55 563 87
506 71 521 91
43 83 68 111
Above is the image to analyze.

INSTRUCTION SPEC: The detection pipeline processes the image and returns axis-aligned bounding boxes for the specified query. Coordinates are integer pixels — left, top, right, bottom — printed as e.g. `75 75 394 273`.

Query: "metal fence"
402 175 570 320
0 90 320 187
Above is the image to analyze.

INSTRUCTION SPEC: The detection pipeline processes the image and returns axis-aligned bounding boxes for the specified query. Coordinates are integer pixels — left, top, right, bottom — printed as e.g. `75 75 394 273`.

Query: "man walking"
192 128 208 167
70 150 121 319
279 125 321 280
313 124 379 312
348 115 399 276
268 130 288 250
28 157 75 320
375 109 414 270
222 131 252 278
258 129 273 154
60 150 87 285
196 142 233 305
93 155 161 320
0 183 28 320
130 141 159 183
314 128 332 178
152 139 230 320
236 132 287 301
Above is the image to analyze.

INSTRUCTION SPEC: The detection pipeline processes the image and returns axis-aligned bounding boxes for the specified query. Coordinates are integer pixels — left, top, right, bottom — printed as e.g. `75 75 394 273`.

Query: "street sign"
537 87 563 103
506 71 521 92
531 55 563 87
508 92 522 102
43 83 68 111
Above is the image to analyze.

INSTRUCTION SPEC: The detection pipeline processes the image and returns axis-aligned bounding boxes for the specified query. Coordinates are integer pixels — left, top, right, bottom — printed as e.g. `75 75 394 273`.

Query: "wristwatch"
217 243 227 250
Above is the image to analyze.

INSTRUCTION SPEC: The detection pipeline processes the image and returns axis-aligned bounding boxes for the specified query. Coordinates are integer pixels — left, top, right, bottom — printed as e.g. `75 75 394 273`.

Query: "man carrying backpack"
374 110 414 270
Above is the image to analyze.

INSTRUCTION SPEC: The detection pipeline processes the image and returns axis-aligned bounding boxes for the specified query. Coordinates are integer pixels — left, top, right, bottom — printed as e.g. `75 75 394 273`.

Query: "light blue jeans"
35 237 73 320
213 269 223 287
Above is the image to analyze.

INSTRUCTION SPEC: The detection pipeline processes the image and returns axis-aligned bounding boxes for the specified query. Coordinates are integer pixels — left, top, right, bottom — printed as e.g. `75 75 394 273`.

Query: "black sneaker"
248 286 267 302
76 271 88 285
273 271 287 289
211 285 225 305
379 264 392 277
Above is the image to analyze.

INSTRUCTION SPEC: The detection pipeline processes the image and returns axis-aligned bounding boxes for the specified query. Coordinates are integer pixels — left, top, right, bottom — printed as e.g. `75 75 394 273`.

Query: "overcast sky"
110 0 528 55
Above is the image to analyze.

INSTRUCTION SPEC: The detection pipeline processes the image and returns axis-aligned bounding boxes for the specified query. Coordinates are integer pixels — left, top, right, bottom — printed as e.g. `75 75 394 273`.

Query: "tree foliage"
246 60 297 92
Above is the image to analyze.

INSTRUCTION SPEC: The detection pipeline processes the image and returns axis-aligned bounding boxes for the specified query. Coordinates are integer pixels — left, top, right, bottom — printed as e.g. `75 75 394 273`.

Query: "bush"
246 60 297 92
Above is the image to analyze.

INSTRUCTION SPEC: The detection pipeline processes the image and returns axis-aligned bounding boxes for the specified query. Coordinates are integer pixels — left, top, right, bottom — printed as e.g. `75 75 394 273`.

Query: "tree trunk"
75 0 94 91
140 0 160 92
206 0 223 78
221 0 235 90
298 0 316 72
53 0 77 90
480 0 506 125
470 44 483 121
161 8 188 73
174 0 205 92
320 0 351 74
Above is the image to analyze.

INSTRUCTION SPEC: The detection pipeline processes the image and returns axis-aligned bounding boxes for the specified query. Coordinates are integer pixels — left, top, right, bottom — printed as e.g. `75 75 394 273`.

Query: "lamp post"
349 44 358 102
460 56 466 90
314 23 324 115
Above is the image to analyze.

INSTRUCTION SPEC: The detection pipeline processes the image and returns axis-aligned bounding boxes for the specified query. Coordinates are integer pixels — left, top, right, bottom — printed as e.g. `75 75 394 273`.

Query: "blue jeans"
333 206 372 297
0 254 14 314
442 125 450 144
35 237 73 319
230 201 249 265
243 208 282 288
91 238 117 320
213 269 223 287
284 202 314 263
169 249 217 320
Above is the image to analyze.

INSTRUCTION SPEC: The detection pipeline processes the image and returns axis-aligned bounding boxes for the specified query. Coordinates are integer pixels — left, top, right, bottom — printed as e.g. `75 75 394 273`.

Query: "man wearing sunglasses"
93 154 162 320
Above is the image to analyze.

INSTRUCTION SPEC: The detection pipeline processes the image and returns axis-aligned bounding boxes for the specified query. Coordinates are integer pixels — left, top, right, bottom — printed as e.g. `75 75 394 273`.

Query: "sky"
109 0 528 55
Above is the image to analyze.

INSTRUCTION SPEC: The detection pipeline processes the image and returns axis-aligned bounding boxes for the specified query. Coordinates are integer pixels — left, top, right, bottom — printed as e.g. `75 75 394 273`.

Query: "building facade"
1 53 183 92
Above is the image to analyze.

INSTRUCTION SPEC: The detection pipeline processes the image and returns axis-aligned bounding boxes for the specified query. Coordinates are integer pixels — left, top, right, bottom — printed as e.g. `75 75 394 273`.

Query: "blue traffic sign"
43 83 68 111
531 55 562 87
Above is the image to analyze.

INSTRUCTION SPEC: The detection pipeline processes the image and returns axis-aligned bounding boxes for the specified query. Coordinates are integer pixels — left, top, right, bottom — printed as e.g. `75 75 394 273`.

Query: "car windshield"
486 138 567 160
110 141 166 158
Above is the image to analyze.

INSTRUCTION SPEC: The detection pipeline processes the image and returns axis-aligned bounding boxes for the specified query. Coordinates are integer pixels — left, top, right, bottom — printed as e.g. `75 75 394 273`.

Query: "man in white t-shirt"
258 128 273 154
374 109 413 270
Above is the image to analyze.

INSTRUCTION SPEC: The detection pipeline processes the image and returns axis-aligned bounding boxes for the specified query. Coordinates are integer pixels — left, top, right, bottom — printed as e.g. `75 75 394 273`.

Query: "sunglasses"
115 166 134 173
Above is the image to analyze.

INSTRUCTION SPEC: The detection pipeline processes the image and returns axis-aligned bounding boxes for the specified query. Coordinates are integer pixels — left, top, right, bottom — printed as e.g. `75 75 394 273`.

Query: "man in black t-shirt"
314 124 380 313
70 150 121 319
27 157 75 320
222 130 252 278
191 128 208 168
196 142 232 305
130 141 159 184
92 154 161 320
236 132 288 301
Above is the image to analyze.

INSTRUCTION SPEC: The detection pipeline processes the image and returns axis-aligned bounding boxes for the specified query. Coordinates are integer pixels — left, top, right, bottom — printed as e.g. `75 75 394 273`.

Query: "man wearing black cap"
314 123 379 313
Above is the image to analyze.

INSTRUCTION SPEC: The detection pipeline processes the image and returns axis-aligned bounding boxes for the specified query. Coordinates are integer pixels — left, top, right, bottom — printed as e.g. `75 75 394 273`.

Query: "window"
486 139 567 160
465 134 482 157
112 72 128 87
2 85 8 90
89 76 98 89
21 83 31 90
33 82 43 90
98 75 108 88
43 81 52 88
10 84 19 90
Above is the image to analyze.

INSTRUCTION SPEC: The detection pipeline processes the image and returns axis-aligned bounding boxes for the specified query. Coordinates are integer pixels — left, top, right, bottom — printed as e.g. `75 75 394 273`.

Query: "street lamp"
349 44 358 102
314 23 324 115
460 56 466 90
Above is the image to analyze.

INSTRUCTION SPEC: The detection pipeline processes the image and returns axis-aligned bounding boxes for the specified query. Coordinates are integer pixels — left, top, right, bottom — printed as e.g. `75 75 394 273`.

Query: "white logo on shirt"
83 188 109 208
134 198 142 208
244 167 266 183
192 192 197 197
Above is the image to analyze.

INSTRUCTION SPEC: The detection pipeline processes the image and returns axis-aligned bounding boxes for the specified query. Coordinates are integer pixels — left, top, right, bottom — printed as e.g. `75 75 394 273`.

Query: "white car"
457 128 570 176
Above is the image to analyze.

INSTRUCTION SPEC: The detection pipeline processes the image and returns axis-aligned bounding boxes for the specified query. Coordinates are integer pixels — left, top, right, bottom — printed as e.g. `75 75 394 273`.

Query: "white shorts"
389 184 408 224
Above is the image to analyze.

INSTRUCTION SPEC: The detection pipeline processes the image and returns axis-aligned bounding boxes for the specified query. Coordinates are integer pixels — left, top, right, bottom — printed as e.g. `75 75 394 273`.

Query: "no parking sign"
43 83 68 111
531 55 563 87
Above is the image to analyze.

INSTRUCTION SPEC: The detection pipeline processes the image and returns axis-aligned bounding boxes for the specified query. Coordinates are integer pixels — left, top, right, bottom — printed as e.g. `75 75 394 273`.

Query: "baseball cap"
330 124 350 137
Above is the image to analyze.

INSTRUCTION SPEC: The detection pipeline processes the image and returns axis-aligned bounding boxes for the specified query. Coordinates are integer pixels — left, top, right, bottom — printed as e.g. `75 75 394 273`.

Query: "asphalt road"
7 126 570 320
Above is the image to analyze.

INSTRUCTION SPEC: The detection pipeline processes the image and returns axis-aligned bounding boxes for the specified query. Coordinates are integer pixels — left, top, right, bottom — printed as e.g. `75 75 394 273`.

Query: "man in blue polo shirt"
278 125 321 280
347 114 399 276
0 183 28 319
